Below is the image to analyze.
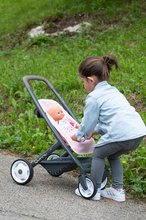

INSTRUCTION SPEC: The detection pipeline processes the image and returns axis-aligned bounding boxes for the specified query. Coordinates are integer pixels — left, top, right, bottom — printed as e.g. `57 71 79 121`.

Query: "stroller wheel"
101 177 108 189
47 153 60 160
46 154 63 177
78 175 96 199
10 159 33 185
100 164 108 189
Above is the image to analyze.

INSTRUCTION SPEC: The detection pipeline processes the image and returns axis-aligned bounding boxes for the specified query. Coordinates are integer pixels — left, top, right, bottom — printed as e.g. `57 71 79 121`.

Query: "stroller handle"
23 75 54 90
23 75 77 120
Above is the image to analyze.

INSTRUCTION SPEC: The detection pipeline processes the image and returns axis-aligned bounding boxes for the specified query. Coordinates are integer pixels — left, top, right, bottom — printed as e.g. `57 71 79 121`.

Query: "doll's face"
48 106 64 121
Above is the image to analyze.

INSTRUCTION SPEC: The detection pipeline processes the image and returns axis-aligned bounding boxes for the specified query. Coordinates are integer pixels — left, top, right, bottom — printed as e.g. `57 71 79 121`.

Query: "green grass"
0 0 146 197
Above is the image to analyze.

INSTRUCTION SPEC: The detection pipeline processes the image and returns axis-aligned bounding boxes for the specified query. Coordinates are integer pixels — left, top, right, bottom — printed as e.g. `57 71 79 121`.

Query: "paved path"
0 151 145 220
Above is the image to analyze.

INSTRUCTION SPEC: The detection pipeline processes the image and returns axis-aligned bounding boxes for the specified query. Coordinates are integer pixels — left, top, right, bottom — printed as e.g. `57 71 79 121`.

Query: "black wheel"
101 177 108 189
47 170 64 177
46 153 63 177
101 164 108 189
10 159 34 185
47 153 60 160
78 175 97 199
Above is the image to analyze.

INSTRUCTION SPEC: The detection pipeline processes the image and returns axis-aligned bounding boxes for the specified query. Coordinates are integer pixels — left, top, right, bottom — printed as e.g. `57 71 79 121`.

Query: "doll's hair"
78 55 119 80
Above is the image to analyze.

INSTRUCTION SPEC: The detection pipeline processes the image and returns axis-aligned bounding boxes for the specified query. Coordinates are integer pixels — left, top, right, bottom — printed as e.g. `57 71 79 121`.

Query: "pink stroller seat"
38 99 95 154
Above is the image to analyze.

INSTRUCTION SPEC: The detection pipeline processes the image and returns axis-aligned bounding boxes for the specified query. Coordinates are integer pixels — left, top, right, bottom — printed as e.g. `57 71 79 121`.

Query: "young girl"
71 55 146 202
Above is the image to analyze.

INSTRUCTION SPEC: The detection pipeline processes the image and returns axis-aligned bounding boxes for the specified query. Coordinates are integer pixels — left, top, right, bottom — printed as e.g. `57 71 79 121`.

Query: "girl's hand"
71 134 85 142
74 124 80 129
87 130 96 139
71 134 78 141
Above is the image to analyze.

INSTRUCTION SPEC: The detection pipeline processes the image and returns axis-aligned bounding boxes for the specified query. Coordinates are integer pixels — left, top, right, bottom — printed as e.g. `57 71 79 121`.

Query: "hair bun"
103 55 119 71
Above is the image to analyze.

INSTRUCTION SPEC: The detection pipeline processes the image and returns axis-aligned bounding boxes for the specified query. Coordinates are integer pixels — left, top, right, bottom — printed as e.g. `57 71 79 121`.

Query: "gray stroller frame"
10 75 108 199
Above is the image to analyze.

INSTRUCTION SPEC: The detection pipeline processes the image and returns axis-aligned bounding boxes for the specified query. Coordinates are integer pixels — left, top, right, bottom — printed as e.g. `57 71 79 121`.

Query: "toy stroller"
10 75 108 199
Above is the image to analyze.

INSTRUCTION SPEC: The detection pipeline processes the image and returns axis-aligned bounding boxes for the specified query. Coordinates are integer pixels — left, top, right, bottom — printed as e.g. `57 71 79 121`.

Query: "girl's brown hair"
78 55 119 81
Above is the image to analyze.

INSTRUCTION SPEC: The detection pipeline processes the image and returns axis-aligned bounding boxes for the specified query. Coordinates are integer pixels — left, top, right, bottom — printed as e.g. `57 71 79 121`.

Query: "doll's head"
47 105 65 122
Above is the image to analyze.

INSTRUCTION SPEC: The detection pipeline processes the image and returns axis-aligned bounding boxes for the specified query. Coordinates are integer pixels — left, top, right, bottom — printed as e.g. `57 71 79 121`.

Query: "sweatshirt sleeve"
76 96 99 141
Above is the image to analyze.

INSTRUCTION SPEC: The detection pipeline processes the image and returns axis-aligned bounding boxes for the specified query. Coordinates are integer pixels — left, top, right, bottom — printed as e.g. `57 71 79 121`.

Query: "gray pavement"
0 150 146 220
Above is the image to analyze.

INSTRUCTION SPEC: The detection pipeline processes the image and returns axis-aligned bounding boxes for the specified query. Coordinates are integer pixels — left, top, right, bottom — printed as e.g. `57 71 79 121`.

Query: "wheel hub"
11 160 30 183
18 169 22 174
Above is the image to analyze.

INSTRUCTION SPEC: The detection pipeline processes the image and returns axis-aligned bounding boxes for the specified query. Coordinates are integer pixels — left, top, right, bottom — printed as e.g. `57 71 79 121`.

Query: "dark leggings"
91 137 143 189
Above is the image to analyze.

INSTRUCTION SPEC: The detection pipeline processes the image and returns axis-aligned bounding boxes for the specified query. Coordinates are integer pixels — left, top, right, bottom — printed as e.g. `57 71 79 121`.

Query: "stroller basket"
40 157 92 177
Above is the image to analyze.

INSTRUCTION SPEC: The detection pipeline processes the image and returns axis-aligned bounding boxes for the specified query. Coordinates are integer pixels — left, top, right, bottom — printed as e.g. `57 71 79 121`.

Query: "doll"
47 105 79 134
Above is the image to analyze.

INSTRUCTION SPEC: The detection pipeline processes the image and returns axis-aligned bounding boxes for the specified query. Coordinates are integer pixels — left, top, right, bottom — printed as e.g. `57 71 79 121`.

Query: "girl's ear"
87 76 94 83
87 76 99 85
